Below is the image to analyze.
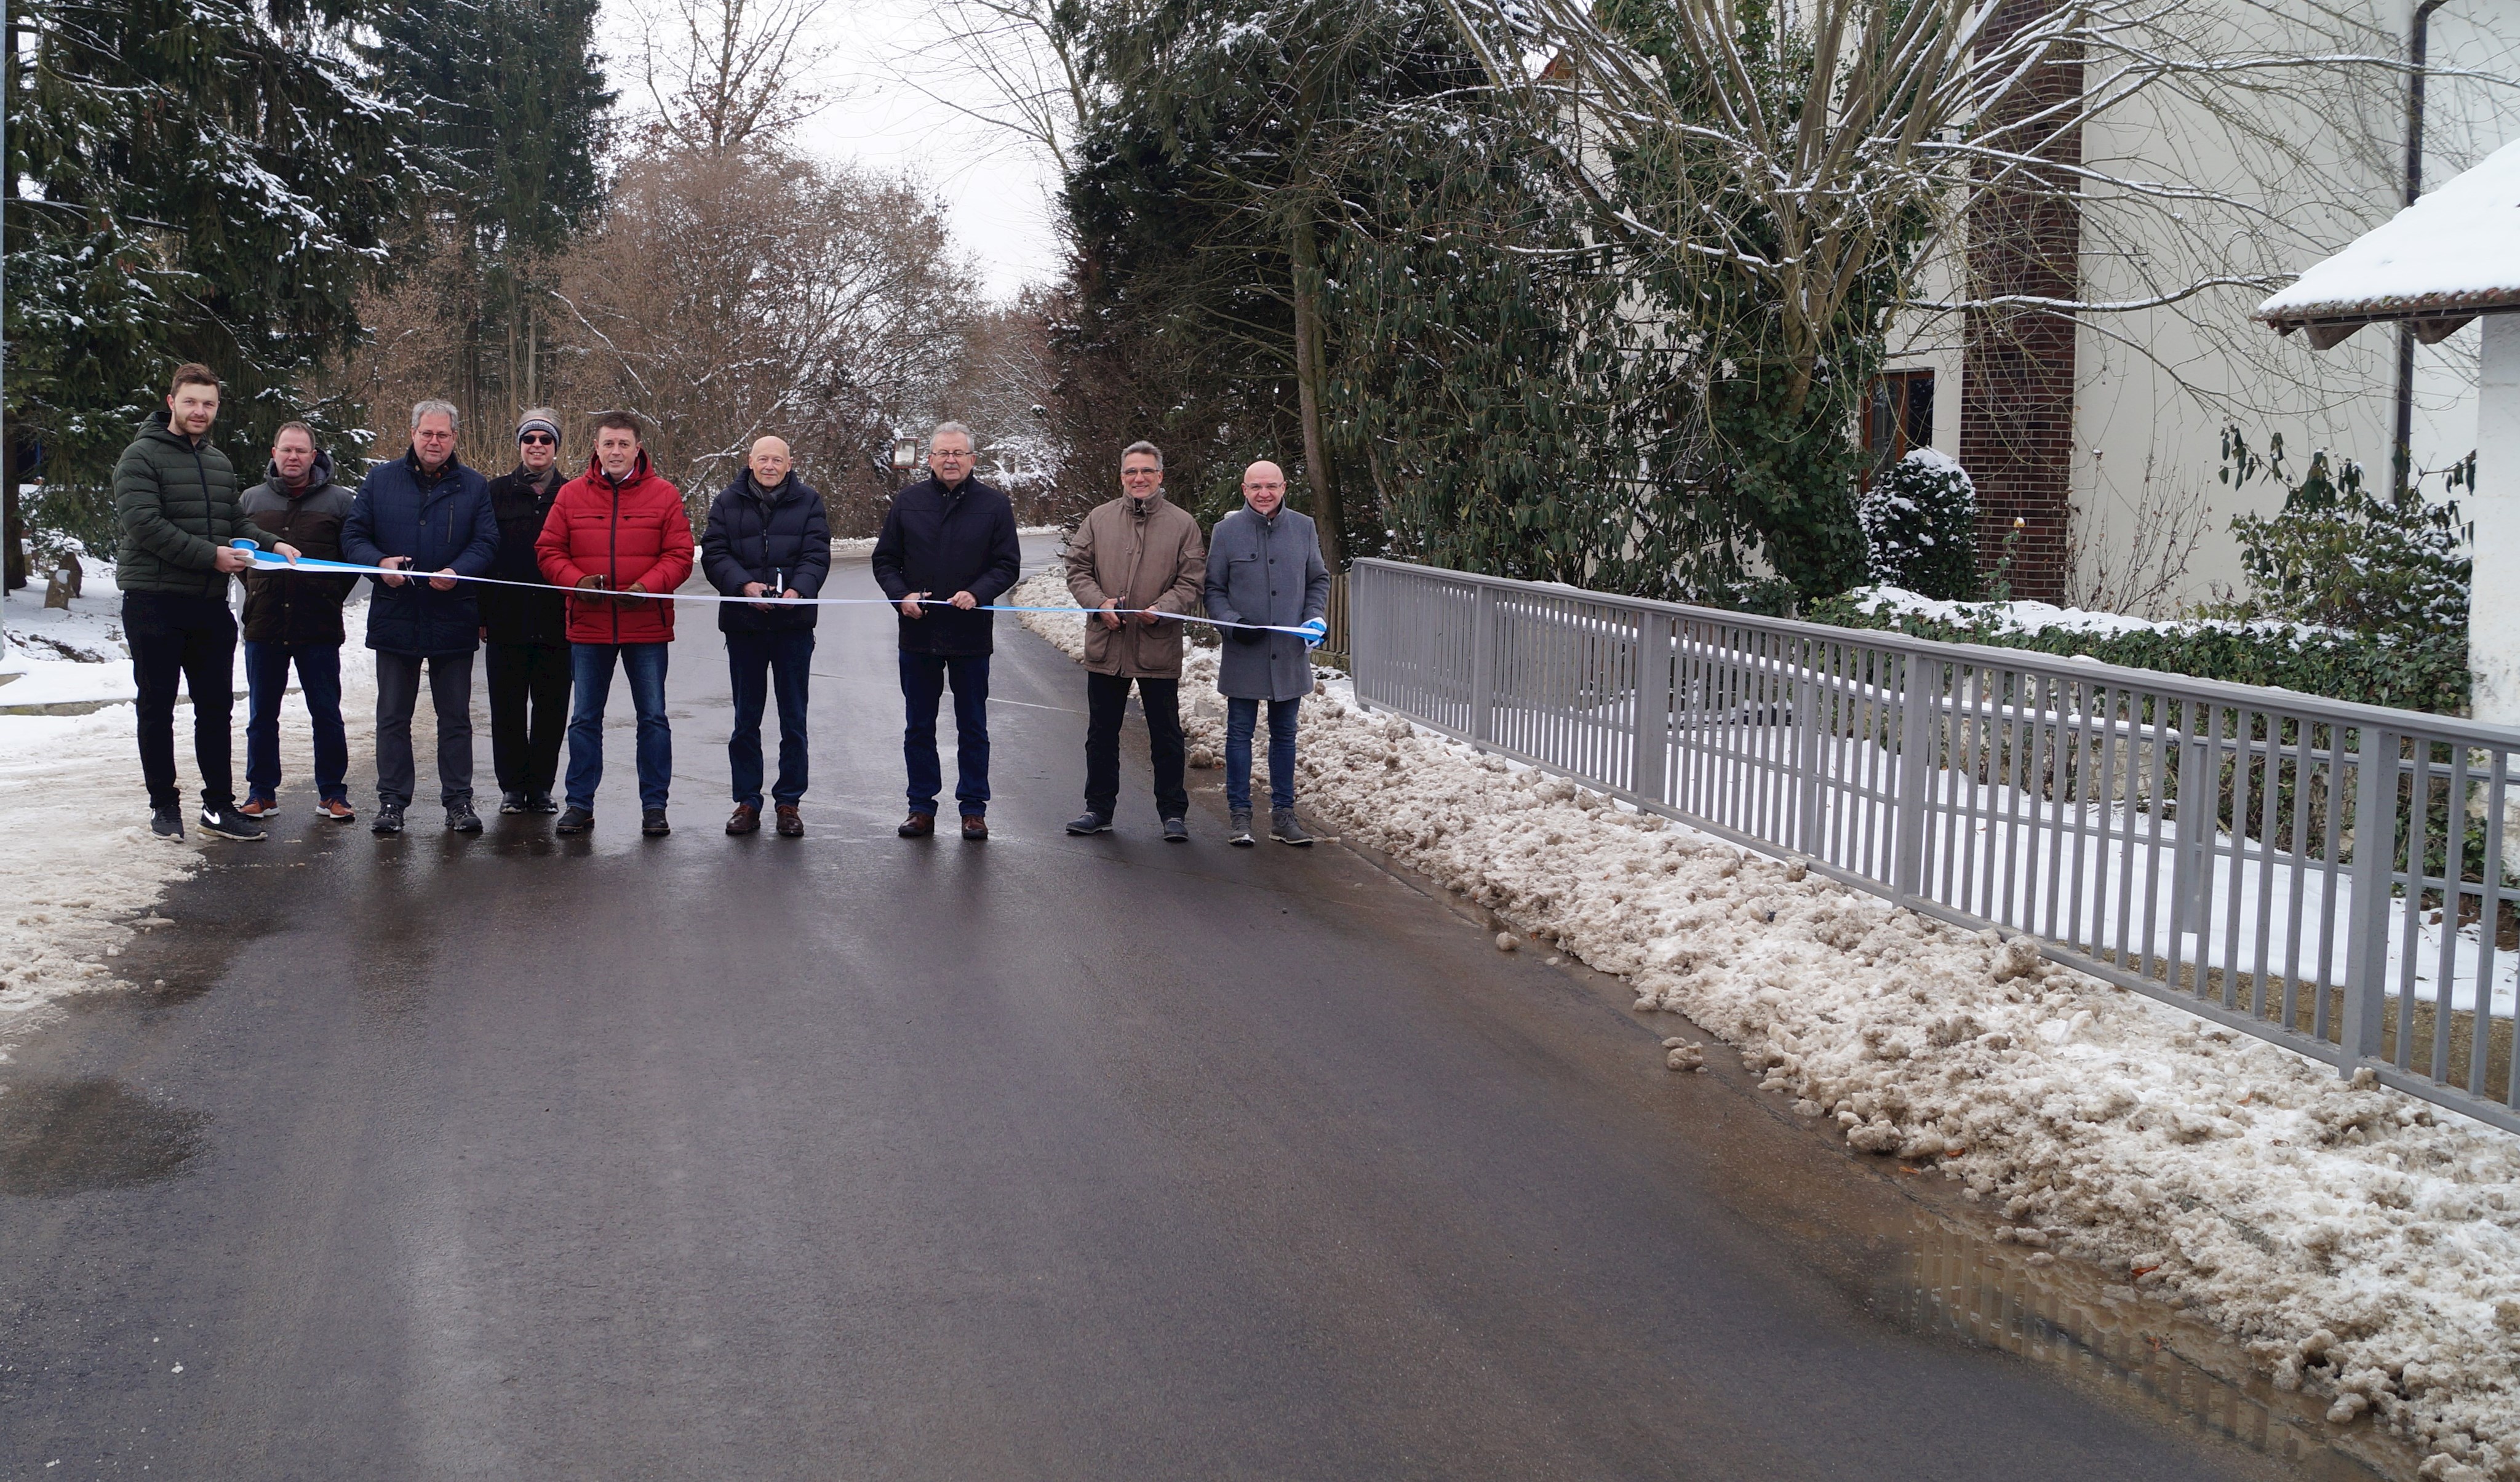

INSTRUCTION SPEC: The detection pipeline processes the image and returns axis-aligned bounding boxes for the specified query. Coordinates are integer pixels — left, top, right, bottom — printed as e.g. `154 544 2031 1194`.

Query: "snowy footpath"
1 571 375 1027
1010 568 2520 1480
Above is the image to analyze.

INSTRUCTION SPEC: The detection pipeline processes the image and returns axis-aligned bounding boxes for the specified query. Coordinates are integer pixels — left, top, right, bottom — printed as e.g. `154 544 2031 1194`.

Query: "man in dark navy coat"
869 421 1021 841
342 399 498 837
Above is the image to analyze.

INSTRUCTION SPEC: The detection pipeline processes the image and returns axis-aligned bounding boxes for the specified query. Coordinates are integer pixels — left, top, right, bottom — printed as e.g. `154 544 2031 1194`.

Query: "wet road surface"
1 548 2347 1479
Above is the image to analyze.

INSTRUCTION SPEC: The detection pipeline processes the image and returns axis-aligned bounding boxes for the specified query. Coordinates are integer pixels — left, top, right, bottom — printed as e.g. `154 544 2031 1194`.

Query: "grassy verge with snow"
1011 565 2520 1480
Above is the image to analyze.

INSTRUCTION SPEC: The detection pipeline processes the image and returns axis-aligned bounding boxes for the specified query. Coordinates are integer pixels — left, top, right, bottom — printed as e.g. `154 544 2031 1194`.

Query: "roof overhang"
2256 138 2520 351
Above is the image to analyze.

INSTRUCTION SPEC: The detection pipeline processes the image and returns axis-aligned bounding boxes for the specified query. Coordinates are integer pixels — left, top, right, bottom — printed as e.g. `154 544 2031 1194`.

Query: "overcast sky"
598 0 1067 298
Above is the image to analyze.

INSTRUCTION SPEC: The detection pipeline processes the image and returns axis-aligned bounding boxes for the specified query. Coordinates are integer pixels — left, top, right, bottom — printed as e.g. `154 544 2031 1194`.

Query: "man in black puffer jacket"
111 362 301 843
480 410 573 816
700 436 830 837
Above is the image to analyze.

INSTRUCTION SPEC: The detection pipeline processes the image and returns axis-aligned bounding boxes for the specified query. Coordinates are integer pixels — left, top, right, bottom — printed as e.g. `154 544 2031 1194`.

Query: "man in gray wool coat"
1202 459 1330 846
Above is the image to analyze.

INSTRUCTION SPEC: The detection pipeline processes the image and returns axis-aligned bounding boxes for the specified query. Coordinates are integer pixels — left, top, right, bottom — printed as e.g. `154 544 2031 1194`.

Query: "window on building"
1864 370 1937 481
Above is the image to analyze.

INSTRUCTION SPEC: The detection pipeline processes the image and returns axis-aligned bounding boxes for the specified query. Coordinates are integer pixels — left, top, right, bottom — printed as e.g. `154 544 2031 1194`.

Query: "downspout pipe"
2396 0 2453 496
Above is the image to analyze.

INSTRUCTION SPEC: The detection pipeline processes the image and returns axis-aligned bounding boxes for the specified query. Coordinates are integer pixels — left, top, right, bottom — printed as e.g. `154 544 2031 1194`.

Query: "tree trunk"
1290 211 1346 571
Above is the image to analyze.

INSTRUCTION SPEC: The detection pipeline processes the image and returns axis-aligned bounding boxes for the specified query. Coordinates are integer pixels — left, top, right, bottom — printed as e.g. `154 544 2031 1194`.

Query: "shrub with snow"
1858 448 1978 600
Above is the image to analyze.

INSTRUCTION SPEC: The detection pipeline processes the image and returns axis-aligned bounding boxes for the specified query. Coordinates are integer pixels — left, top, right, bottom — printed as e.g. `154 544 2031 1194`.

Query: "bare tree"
884 0 1101 175
638 0 842 155
546 146 979 530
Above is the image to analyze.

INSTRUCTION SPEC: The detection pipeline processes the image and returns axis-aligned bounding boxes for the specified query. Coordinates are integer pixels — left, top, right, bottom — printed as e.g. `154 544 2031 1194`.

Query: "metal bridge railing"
1349 557 2520 1133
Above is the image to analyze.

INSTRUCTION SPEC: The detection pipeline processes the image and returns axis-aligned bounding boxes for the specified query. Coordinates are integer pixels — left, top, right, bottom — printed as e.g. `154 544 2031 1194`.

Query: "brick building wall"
1960 0 2084 602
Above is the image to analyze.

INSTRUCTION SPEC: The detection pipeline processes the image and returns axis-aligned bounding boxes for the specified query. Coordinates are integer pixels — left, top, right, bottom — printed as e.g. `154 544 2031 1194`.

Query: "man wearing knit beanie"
481 410 573 814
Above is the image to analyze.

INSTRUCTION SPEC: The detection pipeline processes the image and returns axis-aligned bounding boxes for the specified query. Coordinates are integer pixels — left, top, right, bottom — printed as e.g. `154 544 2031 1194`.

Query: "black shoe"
1270 808 1314 847
372 805 406 836
150 807 185 841
447 803 483 834
1227 811 1254 847
498 791 528 815
1066 811 1112 835
199 802 265 841
556 806 594 835
642 808 671 837
1162 816 1189 843
526 790 559 815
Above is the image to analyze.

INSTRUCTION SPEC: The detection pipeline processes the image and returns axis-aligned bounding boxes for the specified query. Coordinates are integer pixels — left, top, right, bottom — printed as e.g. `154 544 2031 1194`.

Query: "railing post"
1632 610 1673 803
1469 584 1497 749
1349 565 1373 712
1891 649 1939 901
2167 707 2215 950
2342 723 2398 1067
1795 634 1826 858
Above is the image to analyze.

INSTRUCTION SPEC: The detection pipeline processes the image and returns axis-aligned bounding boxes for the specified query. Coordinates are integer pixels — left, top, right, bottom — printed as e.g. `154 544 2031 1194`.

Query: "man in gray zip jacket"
1202 459 1330 846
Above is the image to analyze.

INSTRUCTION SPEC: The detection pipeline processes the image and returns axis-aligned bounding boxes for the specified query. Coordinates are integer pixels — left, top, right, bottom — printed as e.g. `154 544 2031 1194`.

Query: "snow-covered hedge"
1857 448 1978 600
1808 586 2471 717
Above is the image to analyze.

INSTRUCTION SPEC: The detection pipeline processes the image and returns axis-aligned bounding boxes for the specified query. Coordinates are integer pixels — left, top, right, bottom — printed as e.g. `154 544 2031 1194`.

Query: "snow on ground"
1011 566 2520 1479
1 570 377 1029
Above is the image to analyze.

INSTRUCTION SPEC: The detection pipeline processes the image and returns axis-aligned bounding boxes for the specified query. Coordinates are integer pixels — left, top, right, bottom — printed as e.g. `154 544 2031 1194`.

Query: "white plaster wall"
2467 315 2520 725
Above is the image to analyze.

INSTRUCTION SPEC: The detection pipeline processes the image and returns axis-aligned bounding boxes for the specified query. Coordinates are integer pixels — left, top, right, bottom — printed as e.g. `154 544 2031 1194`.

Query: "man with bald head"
701 435 831 836
1204 458 1330 846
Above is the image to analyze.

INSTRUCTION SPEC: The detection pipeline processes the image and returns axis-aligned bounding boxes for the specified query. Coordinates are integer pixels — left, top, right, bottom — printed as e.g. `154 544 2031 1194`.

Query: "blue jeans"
898 651 990 816
1225 697 1300 814
567 642 672 812
727 630 813 808
242 640 347 804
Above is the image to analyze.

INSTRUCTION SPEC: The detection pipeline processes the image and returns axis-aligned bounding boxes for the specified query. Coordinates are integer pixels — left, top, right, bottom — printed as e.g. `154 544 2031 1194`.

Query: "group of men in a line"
112 362 1333 847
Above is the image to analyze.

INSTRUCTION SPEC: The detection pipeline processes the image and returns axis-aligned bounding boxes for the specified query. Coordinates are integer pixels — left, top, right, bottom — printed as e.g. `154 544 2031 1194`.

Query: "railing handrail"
1352 557 2511 747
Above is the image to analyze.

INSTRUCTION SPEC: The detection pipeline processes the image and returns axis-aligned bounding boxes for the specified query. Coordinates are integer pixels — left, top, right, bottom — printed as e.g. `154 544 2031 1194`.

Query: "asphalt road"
0 547 2330 1480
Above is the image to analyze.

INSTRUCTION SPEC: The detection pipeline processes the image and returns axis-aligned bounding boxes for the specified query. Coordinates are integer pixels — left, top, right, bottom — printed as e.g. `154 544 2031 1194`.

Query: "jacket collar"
512 461 560 493
586 449 653 488
1126 492 1168 519
143 408 207 450
738 471 794 506
405 445 465 485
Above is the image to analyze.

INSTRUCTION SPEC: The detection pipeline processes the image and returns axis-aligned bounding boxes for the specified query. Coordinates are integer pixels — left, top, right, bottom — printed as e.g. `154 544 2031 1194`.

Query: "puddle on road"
1876 1215 2422 1481
0 1075 209 1197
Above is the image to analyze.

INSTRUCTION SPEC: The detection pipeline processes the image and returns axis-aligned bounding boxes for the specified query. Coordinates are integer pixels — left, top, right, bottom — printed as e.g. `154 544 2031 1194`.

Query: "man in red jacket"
535 412 694 837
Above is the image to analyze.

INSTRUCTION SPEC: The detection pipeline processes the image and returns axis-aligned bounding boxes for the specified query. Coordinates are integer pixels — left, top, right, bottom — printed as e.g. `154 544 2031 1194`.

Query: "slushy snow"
1 569 376 1027
1011 566 2520 1478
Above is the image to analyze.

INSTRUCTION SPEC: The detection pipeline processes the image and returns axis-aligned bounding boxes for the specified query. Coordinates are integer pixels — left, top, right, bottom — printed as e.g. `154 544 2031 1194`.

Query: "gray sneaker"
1162 816 1189 843
1270 808 1313 847
1227 811 1254 847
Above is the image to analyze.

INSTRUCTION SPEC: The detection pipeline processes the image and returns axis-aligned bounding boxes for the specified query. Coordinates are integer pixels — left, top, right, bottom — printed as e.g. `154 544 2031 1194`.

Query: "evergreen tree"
365 0 612 437
4 0 409 559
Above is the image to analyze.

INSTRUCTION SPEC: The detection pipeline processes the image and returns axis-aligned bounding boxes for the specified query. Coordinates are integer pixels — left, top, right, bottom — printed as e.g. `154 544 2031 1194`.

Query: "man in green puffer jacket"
112 362 300 843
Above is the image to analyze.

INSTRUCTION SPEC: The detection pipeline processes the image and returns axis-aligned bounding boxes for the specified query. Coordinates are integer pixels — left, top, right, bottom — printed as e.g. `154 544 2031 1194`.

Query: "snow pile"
1851 585 2351 645
1012 565 2520 1474
1 575 377 1028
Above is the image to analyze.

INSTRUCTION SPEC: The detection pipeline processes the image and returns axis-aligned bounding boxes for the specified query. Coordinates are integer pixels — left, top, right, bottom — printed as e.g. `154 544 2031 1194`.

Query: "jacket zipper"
608 473 621 645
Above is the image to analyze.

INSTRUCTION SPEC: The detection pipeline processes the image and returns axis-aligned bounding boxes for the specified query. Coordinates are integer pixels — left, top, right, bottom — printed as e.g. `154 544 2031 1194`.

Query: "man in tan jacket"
1064 440 1206 840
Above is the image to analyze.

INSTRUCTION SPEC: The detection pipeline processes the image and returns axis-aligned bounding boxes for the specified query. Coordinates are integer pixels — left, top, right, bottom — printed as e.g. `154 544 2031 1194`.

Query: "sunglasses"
519 433 556 445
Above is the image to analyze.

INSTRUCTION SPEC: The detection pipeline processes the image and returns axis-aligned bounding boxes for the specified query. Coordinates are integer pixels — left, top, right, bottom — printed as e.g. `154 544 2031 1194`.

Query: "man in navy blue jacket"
700 436 831 838
342 400 499 837
869 421 1021 841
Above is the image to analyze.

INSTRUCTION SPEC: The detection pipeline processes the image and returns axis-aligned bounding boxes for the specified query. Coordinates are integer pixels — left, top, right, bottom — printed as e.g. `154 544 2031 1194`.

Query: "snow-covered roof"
2257 138 2520 349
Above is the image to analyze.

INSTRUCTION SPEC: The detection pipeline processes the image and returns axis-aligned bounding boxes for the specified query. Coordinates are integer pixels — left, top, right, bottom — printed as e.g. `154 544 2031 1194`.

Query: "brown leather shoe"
775 804 804 837
960 815 988 842
320 799 357 823
727 803 760 835
898 811 935 838
237 797 277 818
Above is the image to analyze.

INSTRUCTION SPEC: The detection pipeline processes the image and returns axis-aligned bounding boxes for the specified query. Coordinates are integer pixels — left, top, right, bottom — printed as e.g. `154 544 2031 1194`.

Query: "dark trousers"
1225 696 1301 814
898 650 990 816
375 650 476 810
125 590 237 811
1085 671 1186 821
485 641 571 795
727 629 813 808
243 640 348 804
567 642 672 813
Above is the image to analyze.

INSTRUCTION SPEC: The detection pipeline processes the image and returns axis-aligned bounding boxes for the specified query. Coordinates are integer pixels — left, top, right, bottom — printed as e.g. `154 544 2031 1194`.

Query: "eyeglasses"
519 433 556 445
